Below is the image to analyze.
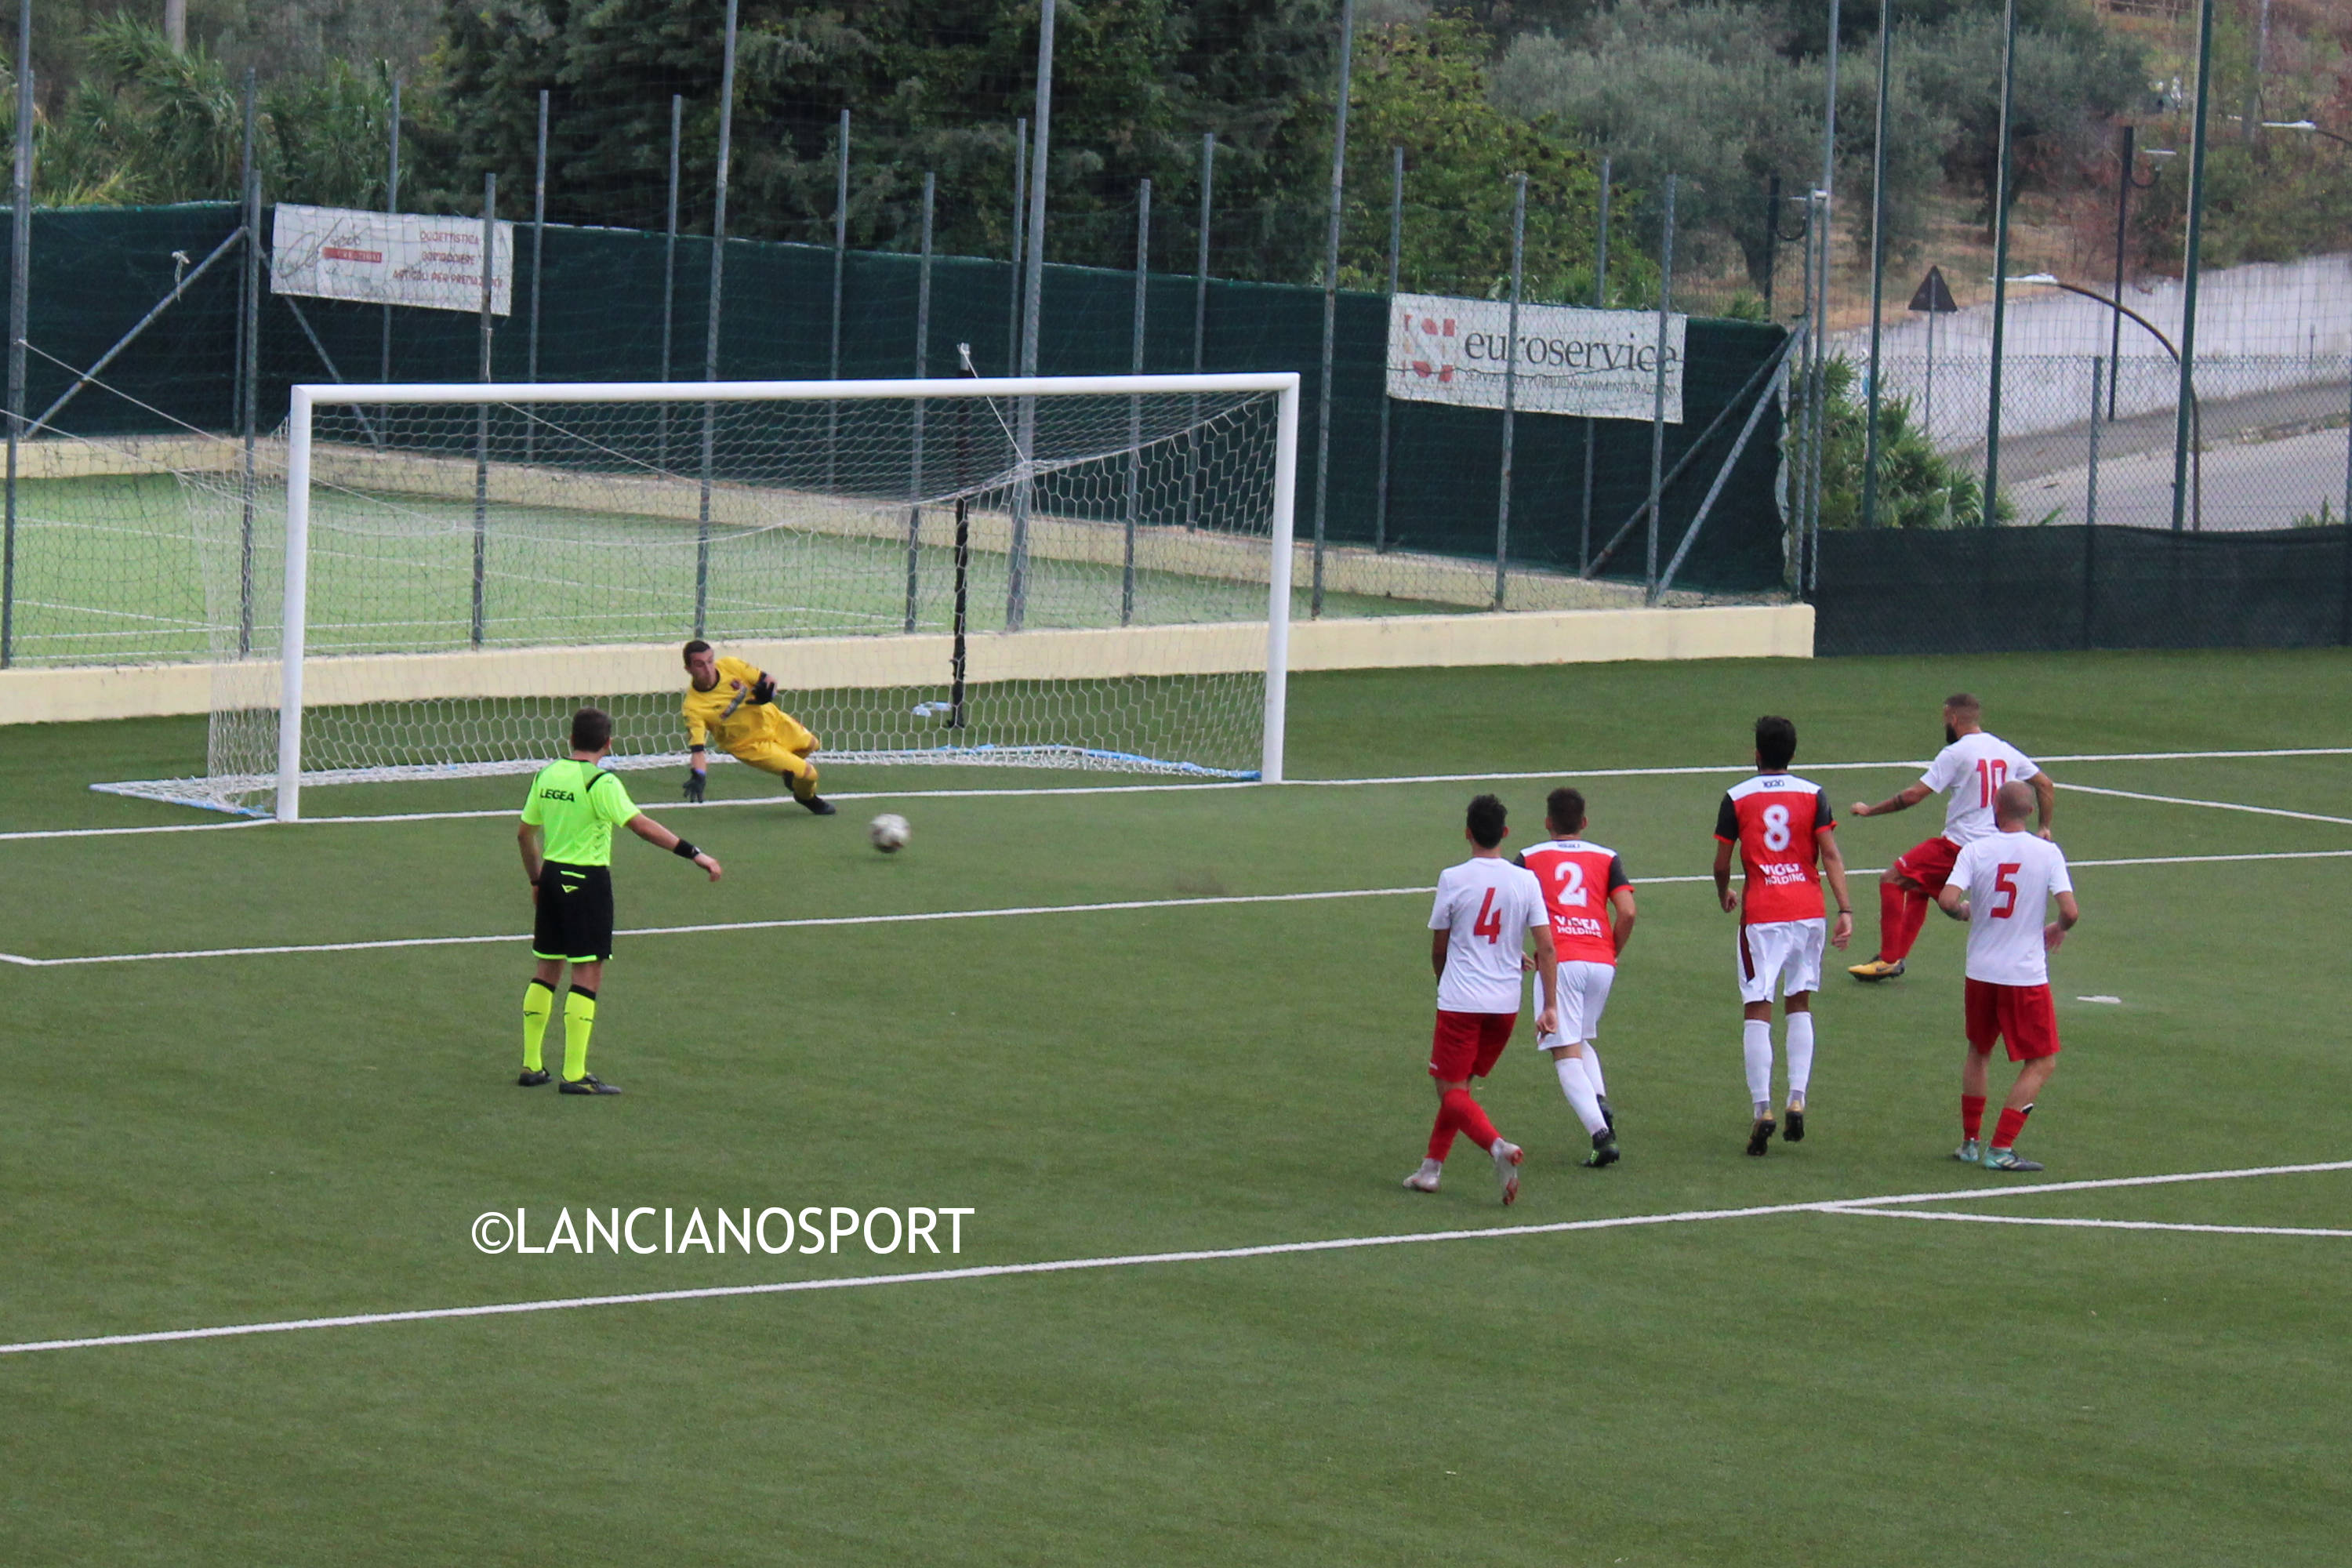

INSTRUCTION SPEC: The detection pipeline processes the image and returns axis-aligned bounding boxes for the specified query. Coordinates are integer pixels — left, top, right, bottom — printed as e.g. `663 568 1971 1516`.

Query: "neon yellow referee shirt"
521 759 639 866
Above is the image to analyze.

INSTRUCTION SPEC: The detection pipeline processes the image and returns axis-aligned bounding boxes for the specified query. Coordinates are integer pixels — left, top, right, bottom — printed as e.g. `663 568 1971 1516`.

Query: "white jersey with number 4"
1428 857 1547 1014
1948 833 2073 986
1922 731 2040 846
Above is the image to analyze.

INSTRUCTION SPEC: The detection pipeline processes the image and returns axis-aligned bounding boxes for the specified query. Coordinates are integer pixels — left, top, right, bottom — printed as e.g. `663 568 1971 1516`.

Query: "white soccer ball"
867 813 911 853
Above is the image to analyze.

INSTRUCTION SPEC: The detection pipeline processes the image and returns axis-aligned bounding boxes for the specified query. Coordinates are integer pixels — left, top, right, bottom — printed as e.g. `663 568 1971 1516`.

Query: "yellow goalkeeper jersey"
683 655 789 750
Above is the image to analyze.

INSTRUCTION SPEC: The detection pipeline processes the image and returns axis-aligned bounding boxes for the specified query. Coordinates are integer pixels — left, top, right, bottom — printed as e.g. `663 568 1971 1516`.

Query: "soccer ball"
867 813 911 853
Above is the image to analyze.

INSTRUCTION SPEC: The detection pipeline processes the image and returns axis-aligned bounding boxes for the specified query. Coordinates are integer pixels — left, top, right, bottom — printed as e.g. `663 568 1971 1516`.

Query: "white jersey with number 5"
1948 833 2073 986
1921 731 2040 846
1428 856 1547 1014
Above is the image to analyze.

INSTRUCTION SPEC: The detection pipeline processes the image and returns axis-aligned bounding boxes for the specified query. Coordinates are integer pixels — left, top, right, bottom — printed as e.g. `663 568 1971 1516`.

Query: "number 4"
1472 887 1504 942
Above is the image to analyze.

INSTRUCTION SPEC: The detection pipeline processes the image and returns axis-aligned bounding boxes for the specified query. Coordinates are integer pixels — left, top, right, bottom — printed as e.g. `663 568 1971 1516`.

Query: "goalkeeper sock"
563 985 598 1081
522 979 555 1072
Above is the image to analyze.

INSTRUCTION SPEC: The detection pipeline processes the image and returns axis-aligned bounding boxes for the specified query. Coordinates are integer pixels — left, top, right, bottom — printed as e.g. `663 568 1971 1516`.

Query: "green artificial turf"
1 650 2348 1564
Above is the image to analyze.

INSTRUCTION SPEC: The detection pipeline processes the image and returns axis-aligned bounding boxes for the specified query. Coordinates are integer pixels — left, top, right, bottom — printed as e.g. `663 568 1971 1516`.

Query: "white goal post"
114 372 1299 821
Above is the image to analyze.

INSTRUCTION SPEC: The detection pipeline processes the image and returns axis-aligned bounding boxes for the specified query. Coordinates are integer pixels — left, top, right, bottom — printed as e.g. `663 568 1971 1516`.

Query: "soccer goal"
96 372 1298 820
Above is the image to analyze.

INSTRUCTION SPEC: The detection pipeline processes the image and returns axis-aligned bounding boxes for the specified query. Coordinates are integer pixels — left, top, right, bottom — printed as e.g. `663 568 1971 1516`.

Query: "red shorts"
1893 835 1961 895
1430 1010 1516 1080
1965 978 2061 1062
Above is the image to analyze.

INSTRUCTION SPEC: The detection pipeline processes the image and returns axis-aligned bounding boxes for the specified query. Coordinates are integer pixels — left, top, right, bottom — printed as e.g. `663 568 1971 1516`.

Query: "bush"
1810 356 2009 528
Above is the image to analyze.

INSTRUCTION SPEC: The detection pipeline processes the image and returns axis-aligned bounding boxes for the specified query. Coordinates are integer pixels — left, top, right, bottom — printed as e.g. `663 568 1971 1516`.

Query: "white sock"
1555 1056 1610 1136
1580 1044 1607 1099
1786 1012 1816 1102
1743 1018 1774 1112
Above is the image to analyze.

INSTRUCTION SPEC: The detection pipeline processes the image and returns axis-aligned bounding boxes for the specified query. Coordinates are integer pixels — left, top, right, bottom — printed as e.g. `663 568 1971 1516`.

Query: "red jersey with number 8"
1715 772 1836 925
1518 839 1632 964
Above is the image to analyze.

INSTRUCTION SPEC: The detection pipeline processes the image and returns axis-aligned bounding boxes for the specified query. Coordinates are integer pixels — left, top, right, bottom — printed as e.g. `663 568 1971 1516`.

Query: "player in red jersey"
1713 716 1854 1156
1404 794 1559 1204
1846 693 2056 981
1517 786 1633 1168
1936 780 2081 1171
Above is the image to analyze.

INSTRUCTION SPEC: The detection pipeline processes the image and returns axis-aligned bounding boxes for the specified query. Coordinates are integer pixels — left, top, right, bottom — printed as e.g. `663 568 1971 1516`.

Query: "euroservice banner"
270 204 514 316
1388 292 1685 423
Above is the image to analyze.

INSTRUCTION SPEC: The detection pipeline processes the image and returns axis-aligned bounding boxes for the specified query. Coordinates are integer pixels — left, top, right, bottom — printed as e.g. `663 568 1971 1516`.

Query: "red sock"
1877 882 1907 960
1961 1094 1987 1140
1427 1107 1457 1162
1889 891 1931 961
1441 1087 1499 1153
1991 1105 2031 1149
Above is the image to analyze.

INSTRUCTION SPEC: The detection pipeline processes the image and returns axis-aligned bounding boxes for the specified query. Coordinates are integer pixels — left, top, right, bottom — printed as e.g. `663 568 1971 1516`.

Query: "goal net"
99 373 1298 820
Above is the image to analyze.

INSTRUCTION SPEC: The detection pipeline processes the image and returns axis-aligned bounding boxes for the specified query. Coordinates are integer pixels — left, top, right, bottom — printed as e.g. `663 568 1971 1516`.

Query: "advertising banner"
1388 292 1684 423
270 204 514 316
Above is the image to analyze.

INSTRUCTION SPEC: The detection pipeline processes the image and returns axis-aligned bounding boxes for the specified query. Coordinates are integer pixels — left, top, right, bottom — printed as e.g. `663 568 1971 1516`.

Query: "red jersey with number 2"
1715 772 1836 925
1518 840 1632 964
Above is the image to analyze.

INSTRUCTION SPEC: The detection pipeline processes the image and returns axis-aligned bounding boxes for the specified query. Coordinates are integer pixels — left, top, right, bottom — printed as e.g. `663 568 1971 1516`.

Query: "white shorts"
1538 960 1616 1049
1736 919 1826 1005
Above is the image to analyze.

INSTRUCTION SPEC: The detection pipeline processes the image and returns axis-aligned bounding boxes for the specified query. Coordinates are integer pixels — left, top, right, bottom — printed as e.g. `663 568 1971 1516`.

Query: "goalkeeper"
681 638 837 815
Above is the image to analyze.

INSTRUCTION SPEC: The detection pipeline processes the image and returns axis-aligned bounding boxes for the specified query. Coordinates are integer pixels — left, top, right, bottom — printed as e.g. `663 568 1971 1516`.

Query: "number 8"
1762 804 1792 851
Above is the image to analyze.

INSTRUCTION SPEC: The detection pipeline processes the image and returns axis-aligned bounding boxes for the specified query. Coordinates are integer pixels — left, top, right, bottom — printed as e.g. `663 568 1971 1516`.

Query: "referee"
516 706 722 1094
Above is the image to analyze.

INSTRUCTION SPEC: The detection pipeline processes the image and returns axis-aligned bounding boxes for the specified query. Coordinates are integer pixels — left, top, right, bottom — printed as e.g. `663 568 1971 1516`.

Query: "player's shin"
1741 1019 1774 1115
1961 1094 1987 1140
1895 891 1932 958
523 979 555 1072
1877 881 1907 960
1439 1088 1500 1153
1554 1055 1609 1136
1991 1102 2032 1151
1578 1044 1606 1098
1784 1012 1816 1100
563 985 598 1081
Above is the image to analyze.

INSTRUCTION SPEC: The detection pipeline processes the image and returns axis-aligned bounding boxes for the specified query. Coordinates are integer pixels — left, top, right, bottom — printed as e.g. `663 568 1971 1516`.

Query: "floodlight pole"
2171 0 2216 533
380 75 399 391
828 107 849 487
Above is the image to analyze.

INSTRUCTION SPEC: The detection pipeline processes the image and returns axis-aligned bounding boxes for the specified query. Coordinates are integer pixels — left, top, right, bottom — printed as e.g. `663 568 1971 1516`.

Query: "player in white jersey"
1405 794 1559 1204
1846 692 2056 981
1935 781 2081 1171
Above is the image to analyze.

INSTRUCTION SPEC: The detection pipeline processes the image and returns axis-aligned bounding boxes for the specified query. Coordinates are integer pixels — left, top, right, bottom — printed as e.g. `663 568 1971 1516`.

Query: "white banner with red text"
270 203 514 315
1387 292 1685 423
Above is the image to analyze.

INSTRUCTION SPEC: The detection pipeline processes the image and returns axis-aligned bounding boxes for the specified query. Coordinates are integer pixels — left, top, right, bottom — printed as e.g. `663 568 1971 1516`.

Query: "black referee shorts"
532 862 615 963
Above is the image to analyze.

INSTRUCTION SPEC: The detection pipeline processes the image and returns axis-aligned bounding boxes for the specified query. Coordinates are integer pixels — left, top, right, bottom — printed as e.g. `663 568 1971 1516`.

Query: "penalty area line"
2 1159 2341 1359
5 850 2352 967
1825 1208 2352 1238
2057 782 2352 828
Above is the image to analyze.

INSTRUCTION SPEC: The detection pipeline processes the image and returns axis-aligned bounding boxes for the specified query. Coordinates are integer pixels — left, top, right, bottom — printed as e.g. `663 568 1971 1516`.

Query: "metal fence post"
1646 175 1676 603
1861 2 1892 529
3 40 32 670
1376 143 1401 555
1007 0 1056 632
2084 358 2100 649
696 0 739 638
380 77 399 391
828 107 849 488
1496 172 1527 611
1583 154 1610 575
525 89 547 463
1123 177 1149 626
1984 0 2020 528
1311 0 1354 620
657 93 680 464
472 172 495 648
905 169 934 635
238 71 261 659
2171 0 2216 533
1184 131 1214 533
1006 117 1027 377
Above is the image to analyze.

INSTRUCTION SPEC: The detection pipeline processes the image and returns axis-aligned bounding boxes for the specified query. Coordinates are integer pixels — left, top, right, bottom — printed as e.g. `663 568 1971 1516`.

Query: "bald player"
681 639 837 815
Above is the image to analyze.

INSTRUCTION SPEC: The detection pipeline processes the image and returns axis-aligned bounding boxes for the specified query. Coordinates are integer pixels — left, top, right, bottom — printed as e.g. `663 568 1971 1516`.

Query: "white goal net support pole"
132 372 1297 821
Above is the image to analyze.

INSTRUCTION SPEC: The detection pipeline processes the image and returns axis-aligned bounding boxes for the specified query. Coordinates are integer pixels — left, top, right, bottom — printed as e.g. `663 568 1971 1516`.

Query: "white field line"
2058 782 2352 828
23 745 2352 843
1 1160 2340 1359
6 851 2352 969
1826 1208 2352 1238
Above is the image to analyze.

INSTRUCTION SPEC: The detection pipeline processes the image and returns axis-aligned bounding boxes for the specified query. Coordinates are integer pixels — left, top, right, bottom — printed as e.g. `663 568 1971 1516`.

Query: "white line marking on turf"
0 1160 2339 1358
7 850 2350 967
1827 1209 2352 1238
2060 782 2352 827
24 746 2352 842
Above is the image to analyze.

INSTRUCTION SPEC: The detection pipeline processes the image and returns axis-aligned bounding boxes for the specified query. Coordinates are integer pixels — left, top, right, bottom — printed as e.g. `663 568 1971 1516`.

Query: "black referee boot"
517 1068 550 1087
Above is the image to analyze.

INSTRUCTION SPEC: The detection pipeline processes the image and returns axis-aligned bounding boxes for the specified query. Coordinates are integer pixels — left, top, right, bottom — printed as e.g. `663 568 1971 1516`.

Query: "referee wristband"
673 839 702 862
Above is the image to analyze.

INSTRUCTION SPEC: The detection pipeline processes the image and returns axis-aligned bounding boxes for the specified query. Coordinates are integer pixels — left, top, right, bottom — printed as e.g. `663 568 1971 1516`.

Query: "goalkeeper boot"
1582 1129 1621 1168
517 1068 550 1087
800 794 838 816
1952 1138 1984 1164
1746 1117 1776 1157
1984 1147 2043 1172
560 1074 622 1096
1847 957 1906 982
1490 1138 1523 1206
1403 1158 1443 1194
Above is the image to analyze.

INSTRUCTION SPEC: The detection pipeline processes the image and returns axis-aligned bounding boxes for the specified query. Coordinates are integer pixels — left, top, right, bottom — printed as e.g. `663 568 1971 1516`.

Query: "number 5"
1990 862 2021 919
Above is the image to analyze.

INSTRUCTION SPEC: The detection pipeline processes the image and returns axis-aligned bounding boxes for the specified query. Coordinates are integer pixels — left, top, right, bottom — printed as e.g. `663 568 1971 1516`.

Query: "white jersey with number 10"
1428 857 1548 1015
1922 731 2040 847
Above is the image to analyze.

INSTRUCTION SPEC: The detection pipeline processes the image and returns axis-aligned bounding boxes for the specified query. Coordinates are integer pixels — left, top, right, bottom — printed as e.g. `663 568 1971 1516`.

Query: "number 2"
1472 887 1504 942
1976 757 2009 808
1551 860 1588 907
1989 862 2021 919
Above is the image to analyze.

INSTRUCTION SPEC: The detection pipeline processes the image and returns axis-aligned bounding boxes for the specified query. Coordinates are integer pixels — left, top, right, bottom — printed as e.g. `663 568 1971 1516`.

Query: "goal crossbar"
273 373 1300 822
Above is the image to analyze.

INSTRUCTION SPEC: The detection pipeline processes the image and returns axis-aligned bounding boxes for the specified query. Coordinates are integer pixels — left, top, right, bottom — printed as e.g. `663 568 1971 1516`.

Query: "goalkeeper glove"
684 768 706 804
750 674 777 706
